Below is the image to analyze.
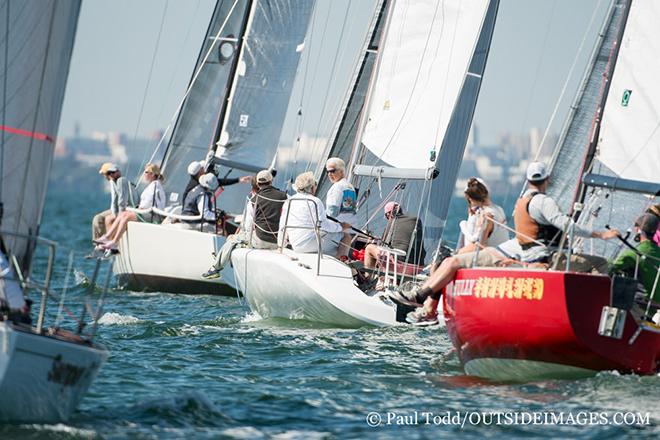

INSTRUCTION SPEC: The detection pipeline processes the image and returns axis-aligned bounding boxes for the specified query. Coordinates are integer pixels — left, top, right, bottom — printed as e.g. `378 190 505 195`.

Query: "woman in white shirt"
278 171 350 255
457 177 509 254
97 163 165 249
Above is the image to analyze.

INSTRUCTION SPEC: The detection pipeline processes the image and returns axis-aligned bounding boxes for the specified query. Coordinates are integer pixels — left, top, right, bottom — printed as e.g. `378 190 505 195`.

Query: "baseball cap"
199 173 219 191
526 162 549 182
384 202 399 216
99 162 119 175
256 169 273 184
187 160 204 176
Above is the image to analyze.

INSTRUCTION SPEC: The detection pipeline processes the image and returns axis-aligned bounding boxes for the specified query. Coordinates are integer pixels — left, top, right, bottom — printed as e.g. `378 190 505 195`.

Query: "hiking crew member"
182 173 218 225
251 170 287 249
92 162 136 241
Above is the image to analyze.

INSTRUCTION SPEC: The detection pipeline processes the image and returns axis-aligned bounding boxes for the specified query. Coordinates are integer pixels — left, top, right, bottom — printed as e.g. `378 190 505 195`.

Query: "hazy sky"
59 0 609 152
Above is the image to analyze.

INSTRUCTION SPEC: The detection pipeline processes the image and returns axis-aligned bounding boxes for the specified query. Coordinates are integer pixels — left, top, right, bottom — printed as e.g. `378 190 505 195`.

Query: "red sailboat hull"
443 268 660 380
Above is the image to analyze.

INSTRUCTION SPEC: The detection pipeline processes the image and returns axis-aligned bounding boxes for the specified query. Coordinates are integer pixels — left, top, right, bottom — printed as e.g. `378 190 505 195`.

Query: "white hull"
113 222 236 295
0 323 107 422
231 248 421 327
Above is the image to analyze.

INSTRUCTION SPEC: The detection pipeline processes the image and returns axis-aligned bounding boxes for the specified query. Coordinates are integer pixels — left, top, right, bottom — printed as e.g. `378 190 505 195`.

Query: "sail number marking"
447 277 544 300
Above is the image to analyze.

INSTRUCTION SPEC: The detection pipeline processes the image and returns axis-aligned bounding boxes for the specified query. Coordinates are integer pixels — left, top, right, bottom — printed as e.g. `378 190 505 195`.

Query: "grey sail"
160 0 253 203
315 0 388 199
547 0 626 213
215 0 315 174
0 0 81 274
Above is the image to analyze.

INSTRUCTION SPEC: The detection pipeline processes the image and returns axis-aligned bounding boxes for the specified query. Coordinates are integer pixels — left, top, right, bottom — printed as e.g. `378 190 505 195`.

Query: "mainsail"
0 0 81 273
160 0 314 214
348 0 499 255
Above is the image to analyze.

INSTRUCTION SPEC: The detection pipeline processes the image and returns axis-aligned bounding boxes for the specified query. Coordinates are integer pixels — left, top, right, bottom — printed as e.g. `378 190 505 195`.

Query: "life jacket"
181 185 212 222
252 186 287 243
513 191 561 249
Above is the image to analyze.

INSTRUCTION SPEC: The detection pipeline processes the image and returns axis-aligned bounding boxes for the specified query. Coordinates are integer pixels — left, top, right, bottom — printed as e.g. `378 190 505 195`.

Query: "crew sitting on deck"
95 163 166 250
182 160 251 205
278 171 350 255
457 177 509 254
363 202 426 279
325 157 357 259
181 173 219 229
392 162 620 325
610 214 660 306
91 162 136 242
202 170 287 279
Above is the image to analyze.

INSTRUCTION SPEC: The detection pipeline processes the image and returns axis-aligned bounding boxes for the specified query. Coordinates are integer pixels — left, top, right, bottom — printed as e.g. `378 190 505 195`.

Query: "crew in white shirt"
324 157 357 258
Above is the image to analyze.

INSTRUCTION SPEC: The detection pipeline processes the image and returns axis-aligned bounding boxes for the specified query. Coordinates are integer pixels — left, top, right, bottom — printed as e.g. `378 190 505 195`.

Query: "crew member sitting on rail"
278 171 350 255
95 163 166 250
363 202 425 279
91 162 136 241
610 214 660 304
181 172 219 230
457 177 509 254
325 157 357 259
393 162 620 325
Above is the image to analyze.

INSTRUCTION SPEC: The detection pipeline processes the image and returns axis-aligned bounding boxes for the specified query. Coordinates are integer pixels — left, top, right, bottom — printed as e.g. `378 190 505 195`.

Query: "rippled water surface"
1 192 658 439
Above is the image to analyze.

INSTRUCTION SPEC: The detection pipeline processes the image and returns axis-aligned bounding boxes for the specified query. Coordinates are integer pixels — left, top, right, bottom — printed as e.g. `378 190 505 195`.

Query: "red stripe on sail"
0 125 54 143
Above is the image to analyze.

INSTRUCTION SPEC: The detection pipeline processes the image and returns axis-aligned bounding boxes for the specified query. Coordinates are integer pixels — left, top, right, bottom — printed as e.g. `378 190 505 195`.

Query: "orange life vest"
513 192 561 249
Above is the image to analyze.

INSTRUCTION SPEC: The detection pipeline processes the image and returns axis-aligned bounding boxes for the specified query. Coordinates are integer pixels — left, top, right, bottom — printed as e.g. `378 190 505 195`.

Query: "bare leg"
364 243 379 270
108 212 136 244
104 214 116 235
336 232 352 258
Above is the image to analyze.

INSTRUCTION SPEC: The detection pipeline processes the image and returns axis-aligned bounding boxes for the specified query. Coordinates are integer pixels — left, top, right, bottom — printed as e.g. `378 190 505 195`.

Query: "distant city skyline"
58 0 609 155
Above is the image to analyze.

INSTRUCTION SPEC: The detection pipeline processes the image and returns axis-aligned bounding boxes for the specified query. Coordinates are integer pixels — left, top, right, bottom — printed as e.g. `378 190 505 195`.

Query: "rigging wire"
305 1 355 173
128 0 169 184
0 0 9 202
143 0 241 172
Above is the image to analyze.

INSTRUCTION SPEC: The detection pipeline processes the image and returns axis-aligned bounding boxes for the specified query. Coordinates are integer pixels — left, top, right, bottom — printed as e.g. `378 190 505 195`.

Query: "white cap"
187 160 204 176
256 169 273 184
199 173 219 191
526 162 549 182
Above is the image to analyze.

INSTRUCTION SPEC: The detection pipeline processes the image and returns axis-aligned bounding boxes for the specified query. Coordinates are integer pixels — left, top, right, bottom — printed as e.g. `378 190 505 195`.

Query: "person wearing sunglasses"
91 162 136 242
324 157 357 258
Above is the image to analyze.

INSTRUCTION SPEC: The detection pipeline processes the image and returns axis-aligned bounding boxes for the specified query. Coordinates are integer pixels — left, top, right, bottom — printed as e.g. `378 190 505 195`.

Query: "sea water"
1 191 658 439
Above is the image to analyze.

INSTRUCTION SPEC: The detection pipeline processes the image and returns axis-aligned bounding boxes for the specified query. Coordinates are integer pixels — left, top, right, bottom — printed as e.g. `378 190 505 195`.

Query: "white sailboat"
0 0 107 422
113 0 315 294
232 0 500 327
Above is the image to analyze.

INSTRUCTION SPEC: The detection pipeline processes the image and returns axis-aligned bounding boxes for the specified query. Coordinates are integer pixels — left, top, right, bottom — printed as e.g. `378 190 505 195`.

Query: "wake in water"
97 312 141 325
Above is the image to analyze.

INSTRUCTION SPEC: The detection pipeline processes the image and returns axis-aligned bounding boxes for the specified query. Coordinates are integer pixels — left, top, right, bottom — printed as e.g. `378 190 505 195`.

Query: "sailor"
202 170 286 279
278 171 350 254
324 157 357 258
457 177 509 254
181 173 219 227
515 161 619 271
91 163 136 241
0 247 30 324
610 214 660 304
363 202 426 275
646 204 660 246
96 164 166 250
394 162 620 325
182 160 252 206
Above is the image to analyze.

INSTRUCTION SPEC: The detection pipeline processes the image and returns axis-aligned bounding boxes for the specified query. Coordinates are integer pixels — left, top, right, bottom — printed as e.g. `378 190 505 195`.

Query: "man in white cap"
92 162 136 241
514 161 619 266
181 172 220 227
202 169 285 279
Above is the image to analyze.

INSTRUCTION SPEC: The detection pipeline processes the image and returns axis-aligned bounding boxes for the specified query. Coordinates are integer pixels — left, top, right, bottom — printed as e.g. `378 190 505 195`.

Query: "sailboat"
112 0 315 294
0 0 108 422
444 0 660 380
231 0 500 327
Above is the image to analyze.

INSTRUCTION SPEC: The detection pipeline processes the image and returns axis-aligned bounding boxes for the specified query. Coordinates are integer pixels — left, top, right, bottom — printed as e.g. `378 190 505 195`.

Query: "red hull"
443 268 660 379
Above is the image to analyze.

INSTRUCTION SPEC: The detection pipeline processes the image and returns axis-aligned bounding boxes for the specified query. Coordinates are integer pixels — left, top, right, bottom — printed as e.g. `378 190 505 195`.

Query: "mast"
570 0 632 214
315 0 388 191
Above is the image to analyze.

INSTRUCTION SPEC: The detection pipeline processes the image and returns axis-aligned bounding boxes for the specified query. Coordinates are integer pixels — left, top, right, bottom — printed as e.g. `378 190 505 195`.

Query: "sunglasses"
326 169 337 174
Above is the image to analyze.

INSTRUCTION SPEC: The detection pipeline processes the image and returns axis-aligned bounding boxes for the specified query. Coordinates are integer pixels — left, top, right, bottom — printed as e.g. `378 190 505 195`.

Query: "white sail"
596 0 660 183
360 0 489 170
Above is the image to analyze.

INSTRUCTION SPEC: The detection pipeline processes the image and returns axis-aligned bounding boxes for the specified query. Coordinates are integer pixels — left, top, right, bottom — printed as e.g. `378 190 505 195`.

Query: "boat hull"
231 248 402 327
443 268 660 381
0 323 107 422
113 222 236 295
